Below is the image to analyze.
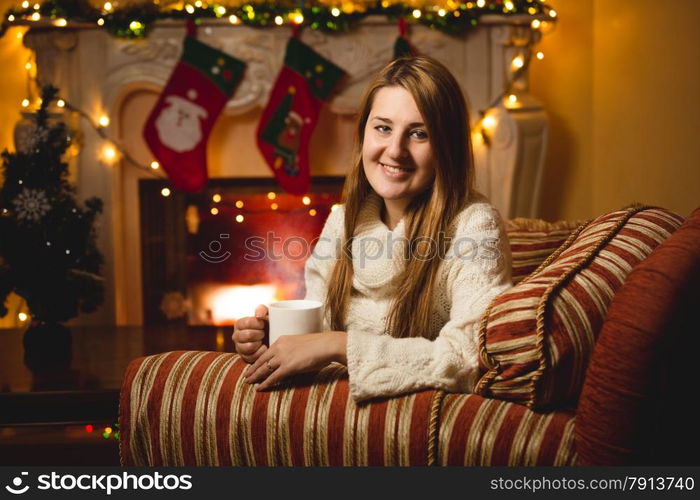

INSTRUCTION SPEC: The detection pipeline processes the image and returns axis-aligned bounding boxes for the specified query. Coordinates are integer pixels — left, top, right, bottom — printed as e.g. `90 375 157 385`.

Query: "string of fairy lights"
2 1 556 38
199 191 342 225
19 52 165 178
6 0 555 213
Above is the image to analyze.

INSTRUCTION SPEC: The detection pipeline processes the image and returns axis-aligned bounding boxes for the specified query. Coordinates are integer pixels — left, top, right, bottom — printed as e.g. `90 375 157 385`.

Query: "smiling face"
362 86 437 221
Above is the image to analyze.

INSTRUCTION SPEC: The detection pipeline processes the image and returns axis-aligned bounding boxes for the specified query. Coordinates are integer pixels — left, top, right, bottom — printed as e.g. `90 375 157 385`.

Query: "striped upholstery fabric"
475 206 684 410
506 218 587 285
120 351 580 466
120 351 442 466
438 393 577 465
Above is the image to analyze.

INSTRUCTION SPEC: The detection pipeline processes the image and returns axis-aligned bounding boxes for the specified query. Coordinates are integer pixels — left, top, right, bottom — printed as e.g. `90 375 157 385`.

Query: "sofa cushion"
120 351 442 466
475 206 685 410
438 393 577 465
506 218 587 285
576 208 700 465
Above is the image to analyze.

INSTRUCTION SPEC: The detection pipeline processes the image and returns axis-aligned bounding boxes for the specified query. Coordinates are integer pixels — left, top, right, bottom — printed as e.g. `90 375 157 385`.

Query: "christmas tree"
0 85 104 323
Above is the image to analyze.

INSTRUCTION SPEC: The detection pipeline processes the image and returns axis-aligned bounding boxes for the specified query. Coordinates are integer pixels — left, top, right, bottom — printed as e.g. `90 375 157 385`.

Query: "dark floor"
0 325 230 466
0 423 120 465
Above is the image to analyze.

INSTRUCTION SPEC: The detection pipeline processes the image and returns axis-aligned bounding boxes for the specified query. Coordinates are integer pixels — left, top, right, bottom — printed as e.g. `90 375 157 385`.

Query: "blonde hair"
326 55 475 338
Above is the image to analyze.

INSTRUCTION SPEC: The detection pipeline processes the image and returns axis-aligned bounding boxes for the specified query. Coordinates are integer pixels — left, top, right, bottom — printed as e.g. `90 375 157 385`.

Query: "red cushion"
576 208 700 465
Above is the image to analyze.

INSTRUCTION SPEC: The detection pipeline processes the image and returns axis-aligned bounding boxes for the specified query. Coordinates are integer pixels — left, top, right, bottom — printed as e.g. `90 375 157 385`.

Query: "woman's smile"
380 162 416 178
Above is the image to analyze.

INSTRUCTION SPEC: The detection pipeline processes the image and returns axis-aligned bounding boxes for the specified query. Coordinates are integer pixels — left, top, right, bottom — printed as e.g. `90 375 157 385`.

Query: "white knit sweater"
304 192 512 402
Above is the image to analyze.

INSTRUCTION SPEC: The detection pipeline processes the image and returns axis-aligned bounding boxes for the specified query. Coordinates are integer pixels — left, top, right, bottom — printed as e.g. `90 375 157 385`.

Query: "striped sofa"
119 207 700 466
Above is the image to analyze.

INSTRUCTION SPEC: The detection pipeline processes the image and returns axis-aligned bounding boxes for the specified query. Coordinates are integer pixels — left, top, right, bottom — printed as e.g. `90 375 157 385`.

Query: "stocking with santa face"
143 35 245 192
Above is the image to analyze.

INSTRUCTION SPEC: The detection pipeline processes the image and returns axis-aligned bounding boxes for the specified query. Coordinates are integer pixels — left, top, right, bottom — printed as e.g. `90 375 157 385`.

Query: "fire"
208 284 281 325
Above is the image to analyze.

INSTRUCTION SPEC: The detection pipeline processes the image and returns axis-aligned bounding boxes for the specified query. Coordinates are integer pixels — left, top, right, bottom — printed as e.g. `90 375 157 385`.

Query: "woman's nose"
386 134 408 160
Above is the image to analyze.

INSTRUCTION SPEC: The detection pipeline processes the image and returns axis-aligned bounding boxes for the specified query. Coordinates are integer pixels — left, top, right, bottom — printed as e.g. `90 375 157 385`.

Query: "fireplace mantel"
22 16 548 325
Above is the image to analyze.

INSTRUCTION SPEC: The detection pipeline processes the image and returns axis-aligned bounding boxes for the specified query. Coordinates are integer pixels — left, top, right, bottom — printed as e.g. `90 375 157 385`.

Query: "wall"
591 0 700 217
0 1 27 152
531 0 700 220
529 0 594 221
0 0 31 327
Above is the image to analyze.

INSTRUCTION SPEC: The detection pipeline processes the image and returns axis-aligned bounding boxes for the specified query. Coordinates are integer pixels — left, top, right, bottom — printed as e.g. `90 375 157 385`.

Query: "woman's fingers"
255 365 288 391
243 352 290 391
235 316 266 331
243 351 269 380
244 347 279 382
239 343 267 364
233 311 271 366
235 340 262 356
233 310 269 358
235 328 265 344
254 304 269 320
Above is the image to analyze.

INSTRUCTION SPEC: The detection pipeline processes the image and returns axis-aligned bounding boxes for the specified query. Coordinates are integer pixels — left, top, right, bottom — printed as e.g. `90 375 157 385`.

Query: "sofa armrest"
119 351 442 466
437 393 577 465
576 208 700 465
119 350 580 466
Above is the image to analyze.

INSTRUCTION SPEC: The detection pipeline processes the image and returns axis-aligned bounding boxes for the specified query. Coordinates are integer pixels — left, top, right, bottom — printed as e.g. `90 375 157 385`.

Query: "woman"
234 55 512 402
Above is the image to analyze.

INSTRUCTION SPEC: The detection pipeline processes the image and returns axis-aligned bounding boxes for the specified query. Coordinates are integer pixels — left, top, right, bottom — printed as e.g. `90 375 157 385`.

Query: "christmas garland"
2 0 555 39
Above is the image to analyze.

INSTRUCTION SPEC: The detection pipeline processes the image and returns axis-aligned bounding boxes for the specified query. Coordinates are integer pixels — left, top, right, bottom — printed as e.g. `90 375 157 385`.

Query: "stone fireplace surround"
23 15 548 325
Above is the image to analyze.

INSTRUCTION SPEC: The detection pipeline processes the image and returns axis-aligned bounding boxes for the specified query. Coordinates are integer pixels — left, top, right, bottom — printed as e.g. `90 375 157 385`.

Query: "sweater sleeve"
345 204 512 402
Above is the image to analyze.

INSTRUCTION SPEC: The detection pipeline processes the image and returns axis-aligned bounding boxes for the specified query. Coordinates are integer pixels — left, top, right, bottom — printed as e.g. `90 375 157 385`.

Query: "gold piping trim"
529 206 651 408
427 390 446 466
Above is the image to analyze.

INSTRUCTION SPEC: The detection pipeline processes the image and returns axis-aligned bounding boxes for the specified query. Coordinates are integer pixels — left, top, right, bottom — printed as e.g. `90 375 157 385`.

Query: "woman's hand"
243 331 347 391
232 304 269 364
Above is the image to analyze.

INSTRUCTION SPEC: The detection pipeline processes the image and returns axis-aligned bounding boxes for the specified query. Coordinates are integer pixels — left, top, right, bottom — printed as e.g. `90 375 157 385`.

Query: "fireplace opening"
139 177 344 325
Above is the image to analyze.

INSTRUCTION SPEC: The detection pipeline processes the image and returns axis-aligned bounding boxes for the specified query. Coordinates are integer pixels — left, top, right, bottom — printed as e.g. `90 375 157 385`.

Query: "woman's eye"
375 125 390 133
411 130 428 139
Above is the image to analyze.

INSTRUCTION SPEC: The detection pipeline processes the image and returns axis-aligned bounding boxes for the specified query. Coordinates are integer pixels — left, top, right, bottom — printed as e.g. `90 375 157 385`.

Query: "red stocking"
144 31 245 192
257 36 345 195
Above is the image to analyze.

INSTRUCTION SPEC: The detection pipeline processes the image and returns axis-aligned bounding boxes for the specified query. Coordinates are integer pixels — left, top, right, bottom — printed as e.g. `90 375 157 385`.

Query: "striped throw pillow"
475 206 685 409
506 218 587 284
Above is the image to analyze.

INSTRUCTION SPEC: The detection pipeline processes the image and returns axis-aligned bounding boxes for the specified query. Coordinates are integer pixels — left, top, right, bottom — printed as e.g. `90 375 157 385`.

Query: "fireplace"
140 177 343 325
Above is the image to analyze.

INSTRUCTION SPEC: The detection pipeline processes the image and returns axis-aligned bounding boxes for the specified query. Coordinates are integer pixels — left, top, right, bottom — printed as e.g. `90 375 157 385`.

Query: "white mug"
267 300 323 345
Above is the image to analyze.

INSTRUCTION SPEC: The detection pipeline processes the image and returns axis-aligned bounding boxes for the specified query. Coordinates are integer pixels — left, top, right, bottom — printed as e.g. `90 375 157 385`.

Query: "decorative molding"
490 106 517 150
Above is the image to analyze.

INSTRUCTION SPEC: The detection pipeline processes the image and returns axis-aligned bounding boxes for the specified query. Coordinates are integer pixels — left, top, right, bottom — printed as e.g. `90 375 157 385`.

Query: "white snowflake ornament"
12 188 51 223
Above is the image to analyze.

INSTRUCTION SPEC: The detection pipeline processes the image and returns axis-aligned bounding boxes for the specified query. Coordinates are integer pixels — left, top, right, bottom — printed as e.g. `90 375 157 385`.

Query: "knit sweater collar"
351 192 408 290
